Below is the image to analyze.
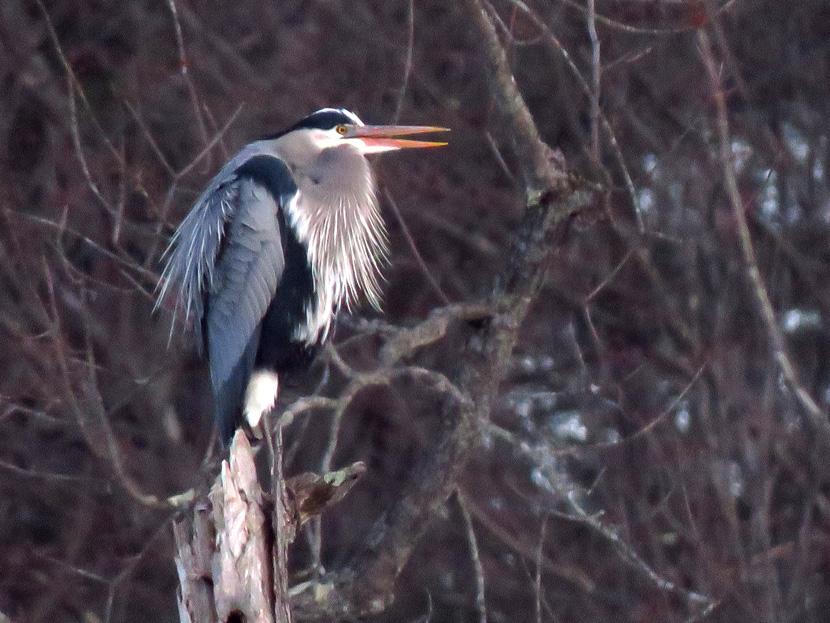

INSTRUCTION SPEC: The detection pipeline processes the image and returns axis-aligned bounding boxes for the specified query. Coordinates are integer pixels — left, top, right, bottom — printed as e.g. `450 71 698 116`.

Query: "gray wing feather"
155 183 236 349
156 142 270 343
205 179 284 391
156 146 296 439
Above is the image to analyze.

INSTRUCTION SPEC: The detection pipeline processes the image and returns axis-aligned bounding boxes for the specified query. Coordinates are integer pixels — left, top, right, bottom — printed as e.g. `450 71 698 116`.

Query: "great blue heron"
156 108 448 443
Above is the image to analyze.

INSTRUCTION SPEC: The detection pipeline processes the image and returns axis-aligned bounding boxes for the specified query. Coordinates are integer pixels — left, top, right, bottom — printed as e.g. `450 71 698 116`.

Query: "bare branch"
494 427 719 615
697 30 830 442
502 0 642 231
587 0 601 163
288 2 595 617
469 0 570 198
535 517 547 623
392 0 415 124
165 0 210 158
175 432 365 622
384 189 452 305
458 493 488 623
0 459 105 486
459 492 595 591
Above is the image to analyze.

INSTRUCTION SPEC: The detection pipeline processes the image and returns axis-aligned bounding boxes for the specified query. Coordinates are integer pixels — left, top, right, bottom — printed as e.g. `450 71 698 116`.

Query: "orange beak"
348 125 449 150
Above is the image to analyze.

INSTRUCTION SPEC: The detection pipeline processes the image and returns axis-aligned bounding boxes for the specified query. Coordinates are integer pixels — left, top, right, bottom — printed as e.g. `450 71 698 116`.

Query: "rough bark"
211 433 278 623
173 431 365 623
174 500 217 623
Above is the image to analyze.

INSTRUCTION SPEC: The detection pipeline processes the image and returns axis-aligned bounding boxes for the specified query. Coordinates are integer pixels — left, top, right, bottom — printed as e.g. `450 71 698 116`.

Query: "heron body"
157 109 447 442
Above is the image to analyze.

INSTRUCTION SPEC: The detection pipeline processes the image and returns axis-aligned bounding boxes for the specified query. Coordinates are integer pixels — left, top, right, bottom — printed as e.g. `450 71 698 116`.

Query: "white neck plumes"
284 148 389 343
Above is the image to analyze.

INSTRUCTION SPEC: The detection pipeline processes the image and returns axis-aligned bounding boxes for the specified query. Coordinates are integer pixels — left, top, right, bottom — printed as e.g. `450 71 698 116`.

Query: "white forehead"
315 107 364 126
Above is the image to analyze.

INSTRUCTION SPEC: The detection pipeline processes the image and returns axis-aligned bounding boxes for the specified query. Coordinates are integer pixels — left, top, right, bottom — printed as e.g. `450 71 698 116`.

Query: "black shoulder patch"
235 155 297 203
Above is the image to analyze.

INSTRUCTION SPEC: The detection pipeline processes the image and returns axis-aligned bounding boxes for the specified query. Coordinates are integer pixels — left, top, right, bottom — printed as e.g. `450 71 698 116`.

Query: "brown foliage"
2 0 830 621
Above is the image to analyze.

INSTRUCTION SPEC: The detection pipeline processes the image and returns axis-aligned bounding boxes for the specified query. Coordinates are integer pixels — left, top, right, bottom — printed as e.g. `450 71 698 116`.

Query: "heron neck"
284 148 389 341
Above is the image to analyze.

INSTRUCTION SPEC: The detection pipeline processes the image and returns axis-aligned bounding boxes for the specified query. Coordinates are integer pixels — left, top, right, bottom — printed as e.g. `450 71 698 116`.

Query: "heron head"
286 108 448 155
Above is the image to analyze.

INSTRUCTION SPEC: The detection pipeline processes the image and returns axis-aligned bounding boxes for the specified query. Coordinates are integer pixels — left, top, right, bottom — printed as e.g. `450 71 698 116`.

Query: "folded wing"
157 154 297 441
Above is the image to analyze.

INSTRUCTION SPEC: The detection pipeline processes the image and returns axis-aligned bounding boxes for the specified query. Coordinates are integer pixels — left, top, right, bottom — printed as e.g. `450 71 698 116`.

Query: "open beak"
348 125 449 150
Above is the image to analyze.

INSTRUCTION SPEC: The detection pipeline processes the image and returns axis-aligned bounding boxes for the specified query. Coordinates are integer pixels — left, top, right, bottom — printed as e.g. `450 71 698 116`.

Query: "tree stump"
173 429 365 622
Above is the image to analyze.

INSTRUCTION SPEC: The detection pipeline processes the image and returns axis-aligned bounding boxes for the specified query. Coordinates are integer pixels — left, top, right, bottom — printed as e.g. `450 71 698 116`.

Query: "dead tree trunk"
173 430 365 623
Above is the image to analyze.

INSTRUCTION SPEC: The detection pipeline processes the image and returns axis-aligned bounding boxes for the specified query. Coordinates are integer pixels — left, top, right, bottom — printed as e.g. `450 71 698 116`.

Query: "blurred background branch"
2 1 830 622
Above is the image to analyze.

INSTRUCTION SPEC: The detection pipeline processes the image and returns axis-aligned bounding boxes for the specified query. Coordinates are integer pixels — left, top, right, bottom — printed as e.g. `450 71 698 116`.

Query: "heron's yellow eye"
335 124 348 136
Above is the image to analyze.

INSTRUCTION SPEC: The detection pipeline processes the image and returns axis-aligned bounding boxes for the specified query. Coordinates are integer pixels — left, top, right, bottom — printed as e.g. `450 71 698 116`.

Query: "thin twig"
584 248 633 302
459 491 595 591
535 517 547 623
392 0 415 124
502 0 643 231
602 46 654 73
124 99 176 177
80 288 194 509
586 0 601 163
592 363 705 448
165 0 210 156
458 493 488 623
112 133 128 246
697 30 830 441
499 431 718 613
37 511 174 623
7 210 159 281
384 189 452 305
559 0 697 35
485 131 517 183
174 105 243 181
144 104 243 267
35 0 119 161
66 76 112 213
0 459 105 486
488 362 706 456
